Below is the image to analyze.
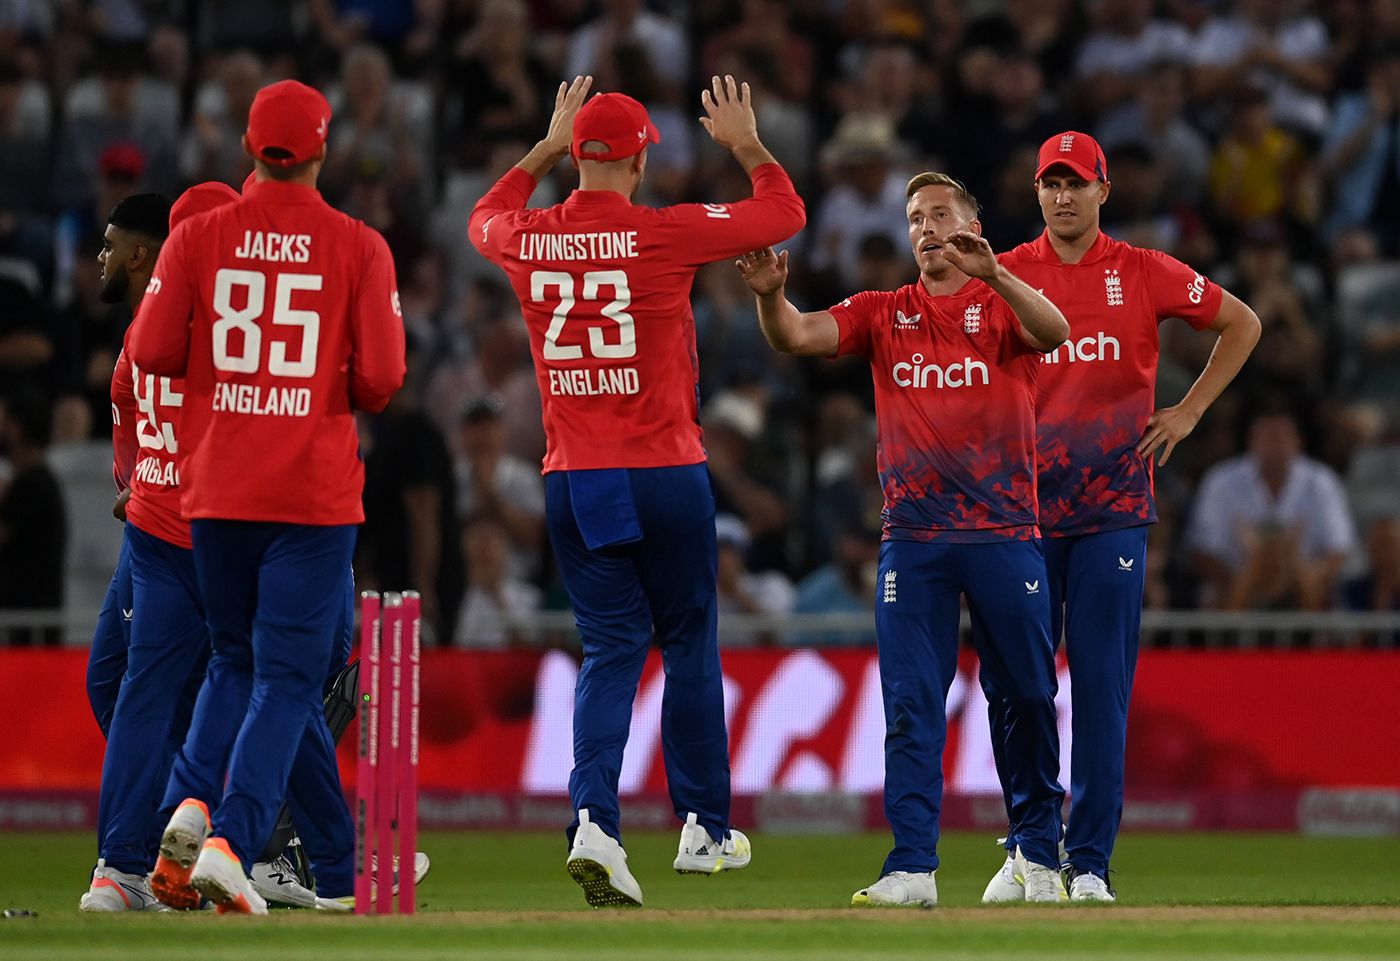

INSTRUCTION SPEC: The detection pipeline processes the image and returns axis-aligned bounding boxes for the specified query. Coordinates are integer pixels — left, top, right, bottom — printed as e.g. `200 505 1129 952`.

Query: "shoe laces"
1023 864 1064 900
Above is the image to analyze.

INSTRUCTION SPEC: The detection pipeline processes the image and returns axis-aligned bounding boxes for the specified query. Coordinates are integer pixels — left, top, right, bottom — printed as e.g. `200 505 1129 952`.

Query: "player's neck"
126 276 150 313
918 266 971 297
1047 224 1100 265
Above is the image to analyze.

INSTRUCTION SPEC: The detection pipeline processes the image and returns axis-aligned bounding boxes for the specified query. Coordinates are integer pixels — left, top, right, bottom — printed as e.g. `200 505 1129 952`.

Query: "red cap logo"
571 93 660 163
1035 131 1108 182
245 80 332 168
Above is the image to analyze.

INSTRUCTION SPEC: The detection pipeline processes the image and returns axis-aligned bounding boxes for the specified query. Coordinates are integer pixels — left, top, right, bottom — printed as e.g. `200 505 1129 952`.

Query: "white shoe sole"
566 854 642 908
673 850 751 874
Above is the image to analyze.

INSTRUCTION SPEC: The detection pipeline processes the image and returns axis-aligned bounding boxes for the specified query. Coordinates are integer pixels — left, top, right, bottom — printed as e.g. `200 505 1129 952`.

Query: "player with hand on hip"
471 74 805 908
980 132 1260 903
737 172 1070 906
132 79 406 915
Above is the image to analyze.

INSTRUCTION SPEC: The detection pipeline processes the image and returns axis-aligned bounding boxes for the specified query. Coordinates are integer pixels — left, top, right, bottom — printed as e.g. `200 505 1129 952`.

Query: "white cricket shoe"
250 853 318 909
1014 846 1068 903
565 809 643 908
190 837 268 915
851 871 937 907
150 797 211 910
1069 869 1116 902
78 859 163 912
981 853 1024 903
673 812 752 874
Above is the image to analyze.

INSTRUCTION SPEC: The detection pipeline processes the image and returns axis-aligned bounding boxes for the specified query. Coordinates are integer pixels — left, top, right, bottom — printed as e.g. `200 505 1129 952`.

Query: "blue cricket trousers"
546 464 731 848
161 520 356 880
87 531 133 737
985 525 1148 878
876 538 1063 875
97 524 210 875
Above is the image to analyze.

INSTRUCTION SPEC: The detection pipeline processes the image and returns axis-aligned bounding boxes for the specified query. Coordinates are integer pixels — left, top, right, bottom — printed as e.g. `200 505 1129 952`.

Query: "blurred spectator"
1097 59 1211 204
792 512 879 645
565 0 688 94
0 387 67 644
181 50 264 187
836 39 943 160
1097 141 1182 254
810 114 912 295
945 46 1067 206
359 375 464 645
425 307 545 464
1187 408 1357 610
444 0 552 170
1190 0 1332 140
453 397 544 581
1075 0 1193 116
703 390 788 571
0 277 52 402
1207 85 1314 241
452 512 542 648
1320 43 1400 251
324 43 432 207
702 0 815 104
715 513 794 644
53 45 180 210
0 60 51 216
1226 220 1327 396
693 260 792 399
50 231 125 442
1347 514 1400 613
1333 250 1400 421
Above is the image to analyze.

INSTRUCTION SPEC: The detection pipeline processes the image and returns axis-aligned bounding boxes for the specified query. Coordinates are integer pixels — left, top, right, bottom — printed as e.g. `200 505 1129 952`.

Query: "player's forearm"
515 139 569 181
756 291 832 357
986 265 1069 349
730 136 778 175
1176 303 1261 419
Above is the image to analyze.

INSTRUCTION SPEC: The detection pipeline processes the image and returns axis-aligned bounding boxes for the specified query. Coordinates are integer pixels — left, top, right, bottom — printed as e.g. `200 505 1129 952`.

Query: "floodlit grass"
2 830 1396 960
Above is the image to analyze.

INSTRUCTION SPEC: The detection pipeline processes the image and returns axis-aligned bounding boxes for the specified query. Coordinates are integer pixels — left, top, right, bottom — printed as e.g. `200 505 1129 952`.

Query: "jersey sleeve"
129 221 196 377
110 346 137 491
468 166 539 265
828 290 886 360
654 163 806 267
1140 248 1223 331
348 227 407 414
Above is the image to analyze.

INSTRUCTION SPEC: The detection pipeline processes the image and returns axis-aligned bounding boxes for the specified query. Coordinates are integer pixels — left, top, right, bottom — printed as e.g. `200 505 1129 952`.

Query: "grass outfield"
1 830 1397 960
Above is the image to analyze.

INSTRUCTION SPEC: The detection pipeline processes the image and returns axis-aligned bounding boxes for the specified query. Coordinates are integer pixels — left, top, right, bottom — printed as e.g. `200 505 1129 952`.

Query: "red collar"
1030 227 1113 265
565 190 633 208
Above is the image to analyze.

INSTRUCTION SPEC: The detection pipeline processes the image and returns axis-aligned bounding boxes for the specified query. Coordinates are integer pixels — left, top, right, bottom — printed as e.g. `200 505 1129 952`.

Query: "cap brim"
1035 158 1102 181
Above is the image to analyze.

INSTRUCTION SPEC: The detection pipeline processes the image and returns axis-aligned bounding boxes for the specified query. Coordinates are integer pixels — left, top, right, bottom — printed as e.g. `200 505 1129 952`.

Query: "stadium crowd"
0 0 1398 645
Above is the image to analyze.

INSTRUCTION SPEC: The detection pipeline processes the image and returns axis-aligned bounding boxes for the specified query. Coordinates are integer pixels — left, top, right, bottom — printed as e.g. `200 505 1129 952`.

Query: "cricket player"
88 192 175 743
737 172 1070 906
132 79 406 915
470 74 805 908
981 132 1260 902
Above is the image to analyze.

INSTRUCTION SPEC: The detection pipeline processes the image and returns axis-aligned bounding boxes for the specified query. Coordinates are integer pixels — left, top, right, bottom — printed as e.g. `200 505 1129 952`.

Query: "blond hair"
905 172 980 217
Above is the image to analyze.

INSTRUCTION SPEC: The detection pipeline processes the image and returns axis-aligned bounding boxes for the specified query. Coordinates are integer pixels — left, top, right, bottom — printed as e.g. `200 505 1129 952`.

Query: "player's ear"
1099 180 1112 205
241 133 253 159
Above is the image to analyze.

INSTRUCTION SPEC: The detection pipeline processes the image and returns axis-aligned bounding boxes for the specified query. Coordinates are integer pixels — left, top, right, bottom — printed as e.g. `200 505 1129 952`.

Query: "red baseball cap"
571 93 660 162
245 80 332 167
1035 131 1108 182
170 182 240 230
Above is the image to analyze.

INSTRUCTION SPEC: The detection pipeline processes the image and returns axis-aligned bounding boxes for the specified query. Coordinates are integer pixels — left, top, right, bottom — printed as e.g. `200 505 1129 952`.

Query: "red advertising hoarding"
2 648 1396 833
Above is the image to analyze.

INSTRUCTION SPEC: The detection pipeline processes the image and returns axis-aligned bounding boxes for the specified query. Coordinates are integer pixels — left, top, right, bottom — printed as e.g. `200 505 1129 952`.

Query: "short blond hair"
905 171 980 217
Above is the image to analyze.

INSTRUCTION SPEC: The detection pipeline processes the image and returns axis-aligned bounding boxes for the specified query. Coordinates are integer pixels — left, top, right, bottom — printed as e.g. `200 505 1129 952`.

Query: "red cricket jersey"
999 230 1222 536
118 322 193 548
129 179 406 525
468 163 805 472
110 344 137 492
831 278 1043 542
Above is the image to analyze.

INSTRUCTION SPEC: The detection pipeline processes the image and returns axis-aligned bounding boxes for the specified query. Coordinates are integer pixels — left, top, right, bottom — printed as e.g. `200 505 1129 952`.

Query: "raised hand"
700 74 759 151
736 247 789 296
542 75 593 157
939 230 998 280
